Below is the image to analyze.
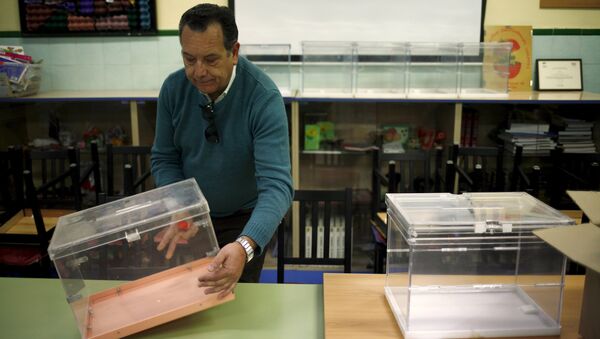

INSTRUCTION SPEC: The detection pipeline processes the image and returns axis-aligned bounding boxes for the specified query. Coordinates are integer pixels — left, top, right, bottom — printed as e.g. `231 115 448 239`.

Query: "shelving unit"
2 90 599 259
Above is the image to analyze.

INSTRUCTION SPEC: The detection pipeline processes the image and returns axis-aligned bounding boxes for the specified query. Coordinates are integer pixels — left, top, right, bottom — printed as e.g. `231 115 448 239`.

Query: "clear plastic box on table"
48 178 229 339
239 44 292 97
355 42 408 98
407 42 460 99
459 42 512 98
385 192 573 339
301 41 355 98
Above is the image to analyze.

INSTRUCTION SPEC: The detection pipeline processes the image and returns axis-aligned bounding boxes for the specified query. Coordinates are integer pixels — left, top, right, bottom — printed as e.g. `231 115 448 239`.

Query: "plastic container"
0 62 42 97
355 42 408 98
48 178 231 339
385 192 573 339
301 41 355 98
407 43 460 99
239 44 292 96
459 42 512 98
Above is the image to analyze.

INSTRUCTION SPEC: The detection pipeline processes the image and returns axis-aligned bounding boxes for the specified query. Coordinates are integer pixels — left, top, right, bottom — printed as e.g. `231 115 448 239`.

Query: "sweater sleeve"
240 90 294 253
151 79 185 187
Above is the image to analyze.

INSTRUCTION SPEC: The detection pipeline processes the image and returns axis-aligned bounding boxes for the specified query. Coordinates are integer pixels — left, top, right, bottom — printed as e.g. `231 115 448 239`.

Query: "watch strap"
236 237 254 263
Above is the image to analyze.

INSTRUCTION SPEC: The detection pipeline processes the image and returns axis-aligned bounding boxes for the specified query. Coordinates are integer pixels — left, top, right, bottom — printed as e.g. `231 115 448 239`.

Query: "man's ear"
231 42 240 65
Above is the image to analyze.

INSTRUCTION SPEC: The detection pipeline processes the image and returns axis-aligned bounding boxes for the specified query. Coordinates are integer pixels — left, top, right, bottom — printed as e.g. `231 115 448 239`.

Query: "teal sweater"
151 56 293 252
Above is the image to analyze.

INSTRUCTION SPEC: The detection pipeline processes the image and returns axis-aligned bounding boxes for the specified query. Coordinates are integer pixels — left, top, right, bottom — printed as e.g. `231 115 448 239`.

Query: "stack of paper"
498 123 556 156
558 118 597 154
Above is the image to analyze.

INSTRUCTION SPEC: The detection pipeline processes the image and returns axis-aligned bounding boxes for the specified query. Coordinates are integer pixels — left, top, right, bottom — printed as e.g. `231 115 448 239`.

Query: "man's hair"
179 4 238 52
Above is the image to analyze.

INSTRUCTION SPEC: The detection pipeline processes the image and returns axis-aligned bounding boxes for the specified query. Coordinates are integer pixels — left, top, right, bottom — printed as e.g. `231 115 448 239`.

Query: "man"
151 3 293 298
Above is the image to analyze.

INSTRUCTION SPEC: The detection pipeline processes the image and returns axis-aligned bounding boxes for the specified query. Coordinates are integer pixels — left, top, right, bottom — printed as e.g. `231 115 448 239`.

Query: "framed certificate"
536 59 583 91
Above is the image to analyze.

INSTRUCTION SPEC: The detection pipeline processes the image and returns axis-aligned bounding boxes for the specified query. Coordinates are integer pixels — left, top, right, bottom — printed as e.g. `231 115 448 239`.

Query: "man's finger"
166 232 182 259
218 283 236 299
157 225 177 251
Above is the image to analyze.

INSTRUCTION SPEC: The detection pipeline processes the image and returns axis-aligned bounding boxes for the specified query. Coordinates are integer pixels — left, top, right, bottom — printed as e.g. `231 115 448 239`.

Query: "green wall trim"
533 28 600 36
158 30 179 36
0 31 21 38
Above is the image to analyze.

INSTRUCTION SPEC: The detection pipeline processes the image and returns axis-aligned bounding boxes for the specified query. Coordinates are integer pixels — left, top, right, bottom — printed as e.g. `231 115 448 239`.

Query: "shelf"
2 90 600 104
0 90 160 102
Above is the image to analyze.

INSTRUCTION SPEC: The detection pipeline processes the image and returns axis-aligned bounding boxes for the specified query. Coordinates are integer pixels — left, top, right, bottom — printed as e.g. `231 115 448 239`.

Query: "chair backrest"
446 144 505 193
549 147 600 209
510 145 541 197
24 147 81 210
79 140 102 205
106 144 153 197
371 147 439 217
277 188 352 283
0 146 24 224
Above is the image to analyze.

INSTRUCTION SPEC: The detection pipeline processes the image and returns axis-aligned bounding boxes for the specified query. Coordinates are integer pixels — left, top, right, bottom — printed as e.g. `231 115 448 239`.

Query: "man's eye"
184 57 195 64
205 58 218 65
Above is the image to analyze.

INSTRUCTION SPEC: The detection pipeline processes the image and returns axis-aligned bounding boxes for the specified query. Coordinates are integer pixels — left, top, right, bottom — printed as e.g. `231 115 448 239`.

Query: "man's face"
180 23 239 100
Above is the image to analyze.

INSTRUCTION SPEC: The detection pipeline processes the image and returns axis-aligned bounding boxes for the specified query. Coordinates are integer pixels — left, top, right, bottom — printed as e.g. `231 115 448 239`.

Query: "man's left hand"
197 242 246 299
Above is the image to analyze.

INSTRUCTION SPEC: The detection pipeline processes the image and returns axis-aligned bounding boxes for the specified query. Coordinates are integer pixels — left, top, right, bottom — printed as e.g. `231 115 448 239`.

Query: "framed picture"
18 0 157 37
536 59 583 91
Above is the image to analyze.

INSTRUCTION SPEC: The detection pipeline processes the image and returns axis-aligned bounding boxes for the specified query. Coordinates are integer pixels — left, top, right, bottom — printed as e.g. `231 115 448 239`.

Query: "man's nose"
192 61 208 77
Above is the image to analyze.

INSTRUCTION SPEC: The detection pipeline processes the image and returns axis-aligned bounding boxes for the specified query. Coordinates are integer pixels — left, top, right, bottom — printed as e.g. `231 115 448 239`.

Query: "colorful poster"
484 26 533 92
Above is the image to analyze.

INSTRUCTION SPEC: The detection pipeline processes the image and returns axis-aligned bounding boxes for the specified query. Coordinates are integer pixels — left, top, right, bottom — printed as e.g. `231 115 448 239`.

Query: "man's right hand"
156 214 199 259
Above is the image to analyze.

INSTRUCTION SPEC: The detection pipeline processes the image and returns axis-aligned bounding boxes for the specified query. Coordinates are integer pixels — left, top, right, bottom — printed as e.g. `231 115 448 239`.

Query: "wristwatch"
236 237 254 263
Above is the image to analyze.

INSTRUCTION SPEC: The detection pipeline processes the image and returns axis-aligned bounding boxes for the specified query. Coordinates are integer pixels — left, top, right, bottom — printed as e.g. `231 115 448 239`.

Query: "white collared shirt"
202 65 237 104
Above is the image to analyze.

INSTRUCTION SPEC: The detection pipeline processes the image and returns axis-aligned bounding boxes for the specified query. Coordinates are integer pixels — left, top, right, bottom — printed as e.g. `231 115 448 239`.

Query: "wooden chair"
24 147 81 210
106 144 153 197
79 140 103 205
446 144 505 193
370 146 441 273
0 146 24 225
509 145 541 197
277 188 352 283
549 147 600 209
0 162 79 277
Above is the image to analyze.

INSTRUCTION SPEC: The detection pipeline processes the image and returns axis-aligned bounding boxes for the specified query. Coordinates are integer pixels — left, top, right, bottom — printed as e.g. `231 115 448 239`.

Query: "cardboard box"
534 191 600 339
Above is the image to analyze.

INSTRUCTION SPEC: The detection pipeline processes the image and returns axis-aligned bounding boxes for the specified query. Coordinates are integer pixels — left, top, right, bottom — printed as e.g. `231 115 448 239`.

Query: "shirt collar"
201 65 237 104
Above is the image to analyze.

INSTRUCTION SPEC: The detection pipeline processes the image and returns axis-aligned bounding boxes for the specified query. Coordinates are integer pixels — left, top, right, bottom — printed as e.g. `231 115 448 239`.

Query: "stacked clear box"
355 42 408 98
301 41 355 97
459 42 512 98
385 192 573 339
48 178 221 339
239 44 292 97
407 42 460 99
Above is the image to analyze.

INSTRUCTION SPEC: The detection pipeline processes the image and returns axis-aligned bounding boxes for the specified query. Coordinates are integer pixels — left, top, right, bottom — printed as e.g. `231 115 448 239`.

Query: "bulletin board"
230 0 486 55
18 0 158 37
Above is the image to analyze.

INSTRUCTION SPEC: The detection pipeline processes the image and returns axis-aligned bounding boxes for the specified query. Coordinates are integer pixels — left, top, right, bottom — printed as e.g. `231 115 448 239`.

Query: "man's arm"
240 90 294 253
151 81 185 187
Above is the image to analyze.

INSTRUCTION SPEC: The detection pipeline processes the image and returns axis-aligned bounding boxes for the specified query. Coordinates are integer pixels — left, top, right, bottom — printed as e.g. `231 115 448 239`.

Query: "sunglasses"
200 102 219 144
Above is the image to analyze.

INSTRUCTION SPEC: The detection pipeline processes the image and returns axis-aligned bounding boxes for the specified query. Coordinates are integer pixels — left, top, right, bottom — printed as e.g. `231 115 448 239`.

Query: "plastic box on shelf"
0 62 42 97
239 44 292 97
355 42 408 98
301 41 355 98
407 42 460 99
459 42 512 98
385 192 573 339
48 178 232 339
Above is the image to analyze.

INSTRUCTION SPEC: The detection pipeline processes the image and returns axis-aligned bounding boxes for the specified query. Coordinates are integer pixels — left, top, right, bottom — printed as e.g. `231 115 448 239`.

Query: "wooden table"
323 273 584 339
0 278 323 339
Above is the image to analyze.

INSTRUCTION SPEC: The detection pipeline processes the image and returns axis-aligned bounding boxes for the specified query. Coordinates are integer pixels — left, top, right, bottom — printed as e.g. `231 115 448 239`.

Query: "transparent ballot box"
385 192 573 339
407 42 460 99
301 41 354 97
459 42 512 98
48 179 231 339
355 42 408 98
239 44 292 97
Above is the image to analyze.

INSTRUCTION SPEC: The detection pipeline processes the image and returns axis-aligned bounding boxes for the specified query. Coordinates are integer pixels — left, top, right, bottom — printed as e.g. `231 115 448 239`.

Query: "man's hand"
156 215 199 260
197 242 247 299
